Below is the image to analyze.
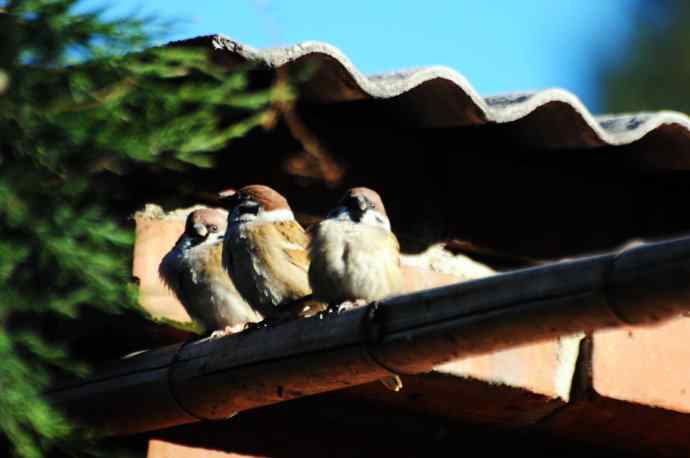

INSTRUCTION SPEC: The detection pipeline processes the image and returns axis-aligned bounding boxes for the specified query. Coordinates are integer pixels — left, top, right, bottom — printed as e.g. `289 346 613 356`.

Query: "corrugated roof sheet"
197 34 690 153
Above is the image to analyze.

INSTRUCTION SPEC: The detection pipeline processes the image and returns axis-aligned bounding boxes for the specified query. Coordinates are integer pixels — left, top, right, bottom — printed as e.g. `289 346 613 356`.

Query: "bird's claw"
209 323 247 339
332 299 367 314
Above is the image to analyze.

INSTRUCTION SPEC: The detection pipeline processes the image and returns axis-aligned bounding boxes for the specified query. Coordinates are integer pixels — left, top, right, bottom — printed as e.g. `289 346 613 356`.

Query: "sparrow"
220 185 322 321
308 187 404 306
308 187 404 391
159 208 264 338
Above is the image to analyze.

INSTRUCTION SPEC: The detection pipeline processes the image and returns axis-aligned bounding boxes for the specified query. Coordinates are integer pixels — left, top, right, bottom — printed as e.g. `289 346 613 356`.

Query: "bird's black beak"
344 195 373 222
218 192 241 210
238 200 260 216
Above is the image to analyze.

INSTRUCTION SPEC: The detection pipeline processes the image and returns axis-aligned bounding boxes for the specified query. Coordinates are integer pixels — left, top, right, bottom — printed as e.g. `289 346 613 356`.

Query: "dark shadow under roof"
118 35 690 264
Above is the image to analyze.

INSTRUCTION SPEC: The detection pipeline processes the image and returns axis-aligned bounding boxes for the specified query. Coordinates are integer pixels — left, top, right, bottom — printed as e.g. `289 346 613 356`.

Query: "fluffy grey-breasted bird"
160 208 263 337
308 187 404 391
308 187 404 305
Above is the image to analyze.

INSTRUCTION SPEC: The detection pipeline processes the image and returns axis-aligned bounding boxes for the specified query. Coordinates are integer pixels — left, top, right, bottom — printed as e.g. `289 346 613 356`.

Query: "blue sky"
86 1 640 112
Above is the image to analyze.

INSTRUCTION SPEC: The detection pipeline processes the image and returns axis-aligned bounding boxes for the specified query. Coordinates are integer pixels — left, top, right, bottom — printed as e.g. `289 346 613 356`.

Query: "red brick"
132 206 192 323
436 334 583 401
592 315 690 413
148 439 263 458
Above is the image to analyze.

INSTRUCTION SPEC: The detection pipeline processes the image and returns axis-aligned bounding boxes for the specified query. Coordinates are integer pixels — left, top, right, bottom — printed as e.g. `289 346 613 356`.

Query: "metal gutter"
48 235 690 436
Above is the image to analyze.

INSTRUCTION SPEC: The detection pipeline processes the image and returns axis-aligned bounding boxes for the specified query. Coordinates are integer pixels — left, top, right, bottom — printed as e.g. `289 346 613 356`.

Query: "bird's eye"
209 225 218 233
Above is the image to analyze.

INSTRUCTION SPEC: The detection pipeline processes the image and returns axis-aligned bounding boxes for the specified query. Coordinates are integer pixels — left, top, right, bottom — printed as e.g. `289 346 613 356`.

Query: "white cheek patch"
328 207 391 231
255 208 295 223
231 207 295 226
361 209 391 232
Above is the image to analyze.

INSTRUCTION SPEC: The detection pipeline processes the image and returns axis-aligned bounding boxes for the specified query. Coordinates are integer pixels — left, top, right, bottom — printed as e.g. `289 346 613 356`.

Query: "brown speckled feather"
274 220 310 273
225 219 312 314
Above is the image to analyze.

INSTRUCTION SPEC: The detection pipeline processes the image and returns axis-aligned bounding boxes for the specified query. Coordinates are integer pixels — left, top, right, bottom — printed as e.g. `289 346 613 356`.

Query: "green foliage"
601 0 690 114
0 1 278 456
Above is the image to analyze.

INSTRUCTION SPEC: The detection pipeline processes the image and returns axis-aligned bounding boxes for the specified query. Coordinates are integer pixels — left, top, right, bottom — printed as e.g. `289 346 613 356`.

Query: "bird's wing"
364 228 402 264
221 236 232 273
274 220 311 273
386 230 402 266
159 240 189 306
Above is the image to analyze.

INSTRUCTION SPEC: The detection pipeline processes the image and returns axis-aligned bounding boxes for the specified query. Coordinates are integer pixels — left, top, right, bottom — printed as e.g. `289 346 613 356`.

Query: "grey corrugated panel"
185 34 690 152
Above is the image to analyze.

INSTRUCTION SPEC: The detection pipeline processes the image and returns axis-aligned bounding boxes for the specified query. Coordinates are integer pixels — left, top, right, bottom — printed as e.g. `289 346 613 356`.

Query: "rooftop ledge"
47 209 690 456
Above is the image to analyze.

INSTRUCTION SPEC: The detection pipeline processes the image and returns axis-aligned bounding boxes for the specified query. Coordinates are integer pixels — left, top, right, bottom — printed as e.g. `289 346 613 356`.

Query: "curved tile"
197 34 690 150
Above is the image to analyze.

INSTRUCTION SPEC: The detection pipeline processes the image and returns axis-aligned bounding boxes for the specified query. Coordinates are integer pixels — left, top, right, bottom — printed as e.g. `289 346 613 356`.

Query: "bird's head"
329 187 391 231
184 208 228 245
219 185 294 225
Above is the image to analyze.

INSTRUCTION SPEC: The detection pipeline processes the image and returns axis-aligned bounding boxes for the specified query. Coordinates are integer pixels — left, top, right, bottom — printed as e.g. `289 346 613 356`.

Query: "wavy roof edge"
173 34 690 150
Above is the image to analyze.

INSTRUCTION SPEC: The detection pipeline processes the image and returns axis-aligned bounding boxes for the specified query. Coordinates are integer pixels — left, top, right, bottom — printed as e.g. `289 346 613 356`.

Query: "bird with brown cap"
160 208 264 338
220 185 324 321
308 187 405 391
